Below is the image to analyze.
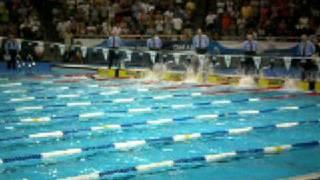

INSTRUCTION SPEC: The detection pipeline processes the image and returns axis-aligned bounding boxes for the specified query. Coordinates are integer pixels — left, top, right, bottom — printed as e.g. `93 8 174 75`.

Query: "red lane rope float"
266 86 283 90
91 78 111 81
202 90 243 95
142 81 160 84
192 84 217 88
29 76 49 80
99 82 138 88
63 73 94 78
160 86 183 90
307 92 320 96
90 74 111 81
54 79 81 83
160 84 219 90
260 94 299 100
202 87 284 96
53 74 93 83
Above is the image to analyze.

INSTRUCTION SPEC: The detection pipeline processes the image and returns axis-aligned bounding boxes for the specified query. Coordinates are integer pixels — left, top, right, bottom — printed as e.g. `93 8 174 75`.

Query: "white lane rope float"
0 93 306 128
62 139 320 179
0 119 319 165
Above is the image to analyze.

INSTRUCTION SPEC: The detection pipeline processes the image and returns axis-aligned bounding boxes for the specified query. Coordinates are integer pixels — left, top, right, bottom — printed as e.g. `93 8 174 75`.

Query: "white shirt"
111 26 121 35
172 18 183 31
217 1 225 13
57 21 71 34
31 20 40 32
102 22 109 35
299 17 309 29
164 10 174 18
109 3 119 19
206 14 216 25
155 20 164 32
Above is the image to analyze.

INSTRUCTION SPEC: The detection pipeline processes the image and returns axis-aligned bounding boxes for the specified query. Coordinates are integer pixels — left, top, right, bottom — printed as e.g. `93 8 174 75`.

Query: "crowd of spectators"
51 0 197 40
1 0 320 41
206 0 320 38
0 0 42 40
52 0 320 40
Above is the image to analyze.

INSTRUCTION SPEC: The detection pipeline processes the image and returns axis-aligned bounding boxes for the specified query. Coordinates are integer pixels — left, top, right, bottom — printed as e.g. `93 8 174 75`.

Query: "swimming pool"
0 72 320 179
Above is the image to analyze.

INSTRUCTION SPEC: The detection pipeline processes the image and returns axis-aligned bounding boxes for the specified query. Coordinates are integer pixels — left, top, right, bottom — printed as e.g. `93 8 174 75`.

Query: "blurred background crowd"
0 0 319 41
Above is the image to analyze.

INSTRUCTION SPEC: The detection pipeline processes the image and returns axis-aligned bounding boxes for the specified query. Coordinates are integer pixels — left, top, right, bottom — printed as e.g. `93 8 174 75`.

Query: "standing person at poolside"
4 33 19 70
297 34 316 80
192 28 210 54
242 32 259 74
190 28 210 74
107 28 122 69
147 33 162 51
147 33 162 64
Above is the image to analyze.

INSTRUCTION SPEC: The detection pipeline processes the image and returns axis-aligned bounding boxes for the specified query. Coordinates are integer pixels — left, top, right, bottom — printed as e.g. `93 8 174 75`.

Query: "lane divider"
0 80 141 92
2 89 28 94
0 93 303 125
1 86 204 104
0 119 319 163
0 82 22 88
1 102 319 133
0 88 282 115
0 80 156 101
0 74 95 86
0 78 287 104
63 140 320 179
0 80 224 96
0 76 96 89
1 85 92 95
2 85 266 104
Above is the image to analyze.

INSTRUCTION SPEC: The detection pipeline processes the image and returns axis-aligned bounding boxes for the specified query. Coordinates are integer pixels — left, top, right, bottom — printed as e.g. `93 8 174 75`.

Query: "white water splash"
184 66 199 83
183 56 213 83
283 78 299 90
238 76 257 88
143 63 167 81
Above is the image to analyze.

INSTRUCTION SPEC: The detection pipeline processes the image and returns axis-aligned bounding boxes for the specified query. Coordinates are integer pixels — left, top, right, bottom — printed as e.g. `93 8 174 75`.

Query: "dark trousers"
243 51 256 75
196 48 207 54
108 48 119 69
154 53 160 63
7 50 17 70
300 58 318 80
149 48 160 64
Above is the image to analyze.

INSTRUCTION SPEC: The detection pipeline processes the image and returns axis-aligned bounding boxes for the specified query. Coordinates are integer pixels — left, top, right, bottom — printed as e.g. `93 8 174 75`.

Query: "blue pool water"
0 71 320 179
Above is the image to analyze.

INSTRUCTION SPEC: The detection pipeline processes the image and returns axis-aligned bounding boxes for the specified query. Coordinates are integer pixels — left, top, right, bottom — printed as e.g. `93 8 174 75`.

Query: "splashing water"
184 65 199 83
143 63 167 81
183 55 213 83
238 76 257 88
283 78 299 90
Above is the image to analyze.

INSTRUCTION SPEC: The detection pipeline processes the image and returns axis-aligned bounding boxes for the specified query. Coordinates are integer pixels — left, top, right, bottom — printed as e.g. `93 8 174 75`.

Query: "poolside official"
191 29 210 75
192 28 210 54
107 30 122 69
4 34 19 70
242 33 259 74
147 33 162 63
298 34 316 80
